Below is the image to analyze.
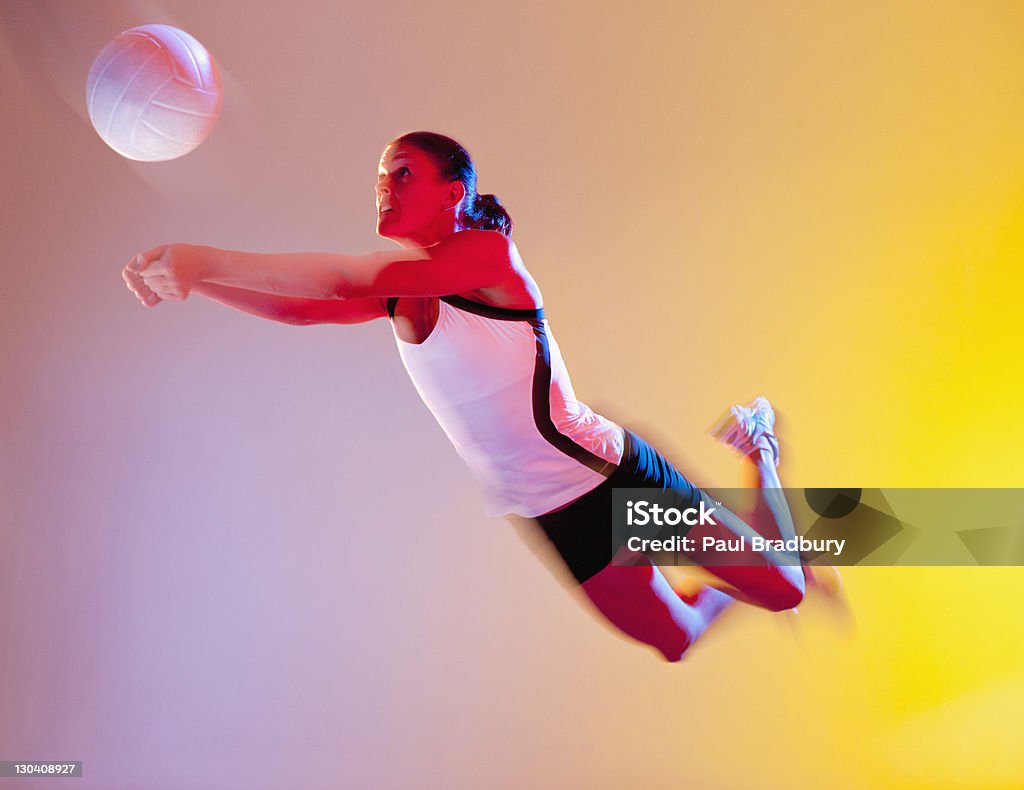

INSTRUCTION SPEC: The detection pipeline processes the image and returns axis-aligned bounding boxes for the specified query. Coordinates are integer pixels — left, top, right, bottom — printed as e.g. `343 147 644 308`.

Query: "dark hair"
395 131 514 237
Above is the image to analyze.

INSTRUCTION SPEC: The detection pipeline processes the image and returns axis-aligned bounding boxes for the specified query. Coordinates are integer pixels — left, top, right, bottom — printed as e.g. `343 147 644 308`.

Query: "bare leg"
579 554 735 663
677 443 807 612
575 450 784 663
577 447 800 662
751 447 798 542
554 400 807 660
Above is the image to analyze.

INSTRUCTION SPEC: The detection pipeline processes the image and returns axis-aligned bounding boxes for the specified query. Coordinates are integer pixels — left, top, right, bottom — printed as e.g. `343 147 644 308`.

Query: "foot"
674 583 737 637
708 396 781 467
804 561 843 596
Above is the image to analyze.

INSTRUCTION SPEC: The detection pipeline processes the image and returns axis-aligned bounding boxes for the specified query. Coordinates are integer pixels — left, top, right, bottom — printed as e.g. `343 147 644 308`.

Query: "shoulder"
442 229 517 263
448 232 541 308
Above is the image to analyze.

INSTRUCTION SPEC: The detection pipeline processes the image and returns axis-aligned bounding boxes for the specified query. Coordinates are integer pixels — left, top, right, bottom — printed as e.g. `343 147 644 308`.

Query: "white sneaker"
708 396 781 467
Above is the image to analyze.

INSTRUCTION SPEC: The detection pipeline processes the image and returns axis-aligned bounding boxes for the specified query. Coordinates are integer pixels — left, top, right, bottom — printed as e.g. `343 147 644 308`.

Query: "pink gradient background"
2 2 1023 789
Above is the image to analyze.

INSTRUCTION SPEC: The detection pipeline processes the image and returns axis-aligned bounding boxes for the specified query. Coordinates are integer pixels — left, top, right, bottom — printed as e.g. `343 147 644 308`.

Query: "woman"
122 131 813 663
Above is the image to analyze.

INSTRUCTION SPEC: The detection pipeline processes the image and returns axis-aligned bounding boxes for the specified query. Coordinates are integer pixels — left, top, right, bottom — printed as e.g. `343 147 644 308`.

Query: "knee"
656 634 693 663
761 569 805 612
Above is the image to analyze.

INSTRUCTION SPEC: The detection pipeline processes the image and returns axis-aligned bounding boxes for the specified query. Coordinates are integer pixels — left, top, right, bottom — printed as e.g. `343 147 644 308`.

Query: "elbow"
276 315 313 327
759 567 806 612
331 278 359 301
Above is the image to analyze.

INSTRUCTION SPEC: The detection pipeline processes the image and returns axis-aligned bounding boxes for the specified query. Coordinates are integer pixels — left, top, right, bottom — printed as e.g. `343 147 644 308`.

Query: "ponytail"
467 193 513 236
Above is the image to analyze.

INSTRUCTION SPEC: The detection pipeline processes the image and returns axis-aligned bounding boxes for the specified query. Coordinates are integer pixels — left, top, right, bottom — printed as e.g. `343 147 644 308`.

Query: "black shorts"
533 428 702 584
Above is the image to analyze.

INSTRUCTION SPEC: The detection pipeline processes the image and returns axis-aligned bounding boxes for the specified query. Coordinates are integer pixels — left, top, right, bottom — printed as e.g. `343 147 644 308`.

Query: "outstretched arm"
191 283 387 325
125 229 516 302
123 269 387 324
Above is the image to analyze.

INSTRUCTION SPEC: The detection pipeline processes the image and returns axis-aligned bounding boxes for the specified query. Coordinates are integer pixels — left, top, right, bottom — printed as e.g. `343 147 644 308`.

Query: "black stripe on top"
440 294 544 321
386 295 542 321
528 318 617 478
389 294 615 479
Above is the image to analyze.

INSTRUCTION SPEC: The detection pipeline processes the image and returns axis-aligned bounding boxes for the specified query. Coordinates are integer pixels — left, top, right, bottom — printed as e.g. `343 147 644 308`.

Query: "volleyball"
86 24 222 162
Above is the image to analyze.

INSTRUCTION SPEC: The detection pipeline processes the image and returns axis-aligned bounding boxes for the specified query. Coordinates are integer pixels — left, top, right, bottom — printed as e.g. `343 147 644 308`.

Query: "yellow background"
1 1 1021 787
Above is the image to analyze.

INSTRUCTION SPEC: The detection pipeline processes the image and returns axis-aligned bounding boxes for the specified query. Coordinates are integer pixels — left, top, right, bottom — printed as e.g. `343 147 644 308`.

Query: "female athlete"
122 131 816 663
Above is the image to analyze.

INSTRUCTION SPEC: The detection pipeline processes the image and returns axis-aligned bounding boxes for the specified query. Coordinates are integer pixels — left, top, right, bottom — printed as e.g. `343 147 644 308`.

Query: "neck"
394 215 467 249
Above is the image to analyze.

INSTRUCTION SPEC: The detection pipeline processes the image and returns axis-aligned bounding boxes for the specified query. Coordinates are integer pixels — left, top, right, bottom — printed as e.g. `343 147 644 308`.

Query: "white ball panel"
87 36 160 140
86 24 223 162
140 24 210 88
130 118 192 161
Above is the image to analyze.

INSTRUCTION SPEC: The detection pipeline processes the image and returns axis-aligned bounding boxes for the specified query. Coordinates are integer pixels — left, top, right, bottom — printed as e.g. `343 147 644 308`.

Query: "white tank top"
388 295 625 518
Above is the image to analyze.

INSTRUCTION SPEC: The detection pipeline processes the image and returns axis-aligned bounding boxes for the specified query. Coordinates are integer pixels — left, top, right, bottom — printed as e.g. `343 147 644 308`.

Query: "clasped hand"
122 243 208 307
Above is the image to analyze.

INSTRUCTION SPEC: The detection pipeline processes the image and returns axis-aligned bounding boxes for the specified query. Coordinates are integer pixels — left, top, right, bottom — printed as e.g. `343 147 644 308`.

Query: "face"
376 143 462 245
